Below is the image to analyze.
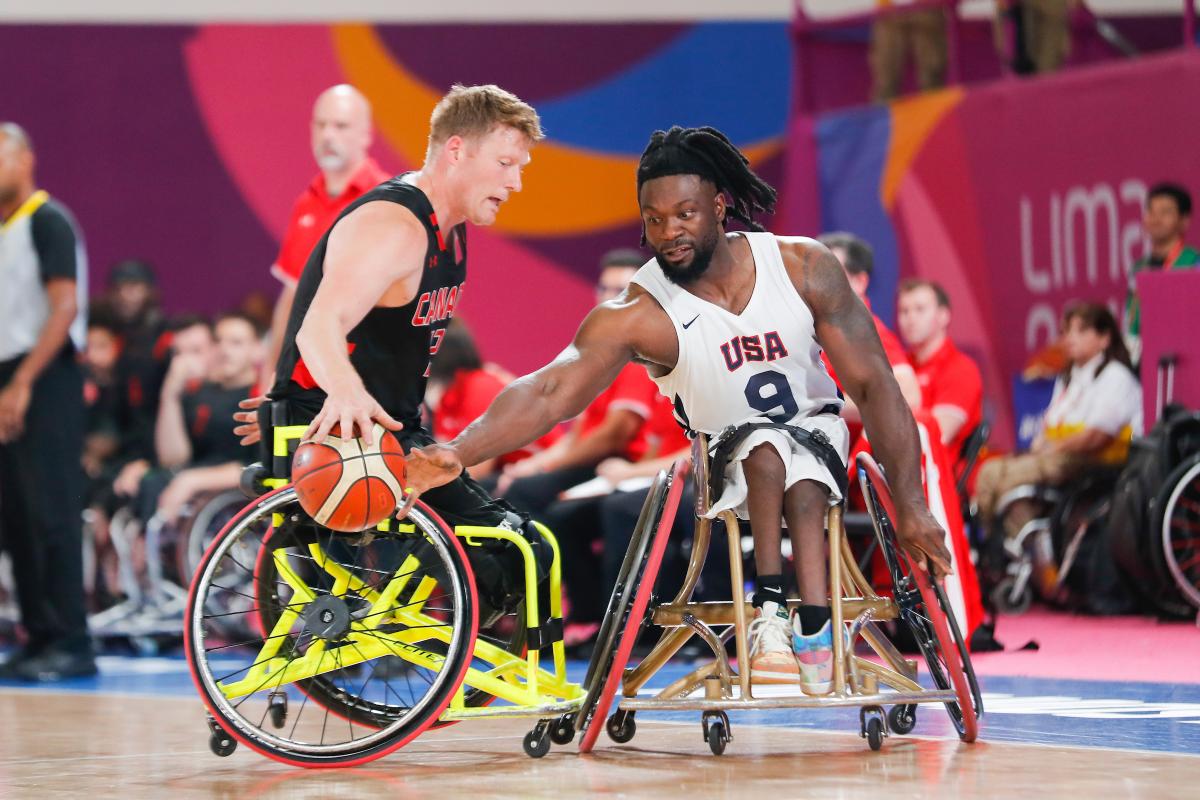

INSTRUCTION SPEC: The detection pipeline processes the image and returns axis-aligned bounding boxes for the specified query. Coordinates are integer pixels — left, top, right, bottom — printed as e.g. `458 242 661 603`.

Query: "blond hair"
428 84 543 153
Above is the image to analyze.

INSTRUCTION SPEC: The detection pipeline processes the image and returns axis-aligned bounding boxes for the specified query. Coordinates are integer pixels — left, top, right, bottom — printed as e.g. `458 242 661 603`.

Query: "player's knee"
742 443 785 481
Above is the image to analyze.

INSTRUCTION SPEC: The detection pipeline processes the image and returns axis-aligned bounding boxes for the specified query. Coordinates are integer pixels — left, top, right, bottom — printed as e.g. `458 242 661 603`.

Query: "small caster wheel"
523 728 551 759
606 710 636 744
705 720 729 756
209 731 237 757
991 576 1032 615
268 691 288 730
549 715 575 745
865 717 884 751
888 704 916 735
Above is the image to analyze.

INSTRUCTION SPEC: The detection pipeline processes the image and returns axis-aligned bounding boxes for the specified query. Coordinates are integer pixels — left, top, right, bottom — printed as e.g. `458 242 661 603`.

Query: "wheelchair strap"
708 414 848 503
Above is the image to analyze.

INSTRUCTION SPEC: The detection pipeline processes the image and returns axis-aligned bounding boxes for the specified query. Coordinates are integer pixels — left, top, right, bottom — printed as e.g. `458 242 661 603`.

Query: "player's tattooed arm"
783 239 952 575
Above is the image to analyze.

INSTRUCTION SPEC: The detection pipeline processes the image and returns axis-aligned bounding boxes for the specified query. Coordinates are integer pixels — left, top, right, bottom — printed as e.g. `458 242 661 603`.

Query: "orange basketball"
292 423 407 532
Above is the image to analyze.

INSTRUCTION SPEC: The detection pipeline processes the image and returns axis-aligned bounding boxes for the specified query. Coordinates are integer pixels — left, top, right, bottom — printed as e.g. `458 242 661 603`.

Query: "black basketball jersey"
270 174 466 430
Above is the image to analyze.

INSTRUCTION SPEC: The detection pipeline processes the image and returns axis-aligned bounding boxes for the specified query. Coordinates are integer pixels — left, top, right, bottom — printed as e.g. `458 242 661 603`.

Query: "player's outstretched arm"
402 302 639 500
296 202 423 444
784 239 953 575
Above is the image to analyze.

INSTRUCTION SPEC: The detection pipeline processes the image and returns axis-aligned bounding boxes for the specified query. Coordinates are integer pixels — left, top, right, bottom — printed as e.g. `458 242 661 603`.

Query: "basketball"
291 423 407 532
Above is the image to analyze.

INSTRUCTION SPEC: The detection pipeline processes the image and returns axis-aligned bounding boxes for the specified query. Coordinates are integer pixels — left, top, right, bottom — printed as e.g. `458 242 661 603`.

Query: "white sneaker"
748 601 800 684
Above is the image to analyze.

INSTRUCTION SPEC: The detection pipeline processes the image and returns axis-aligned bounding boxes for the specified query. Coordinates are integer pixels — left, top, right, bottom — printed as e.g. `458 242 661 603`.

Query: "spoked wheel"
856 454 982 743
576 460 688 753
179 490 249 585
1161 455 1200 611
185 487 478 767
251 515 524 730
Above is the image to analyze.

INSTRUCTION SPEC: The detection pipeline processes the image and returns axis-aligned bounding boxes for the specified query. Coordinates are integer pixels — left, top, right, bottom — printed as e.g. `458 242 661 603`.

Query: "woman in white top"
975 302 1140 537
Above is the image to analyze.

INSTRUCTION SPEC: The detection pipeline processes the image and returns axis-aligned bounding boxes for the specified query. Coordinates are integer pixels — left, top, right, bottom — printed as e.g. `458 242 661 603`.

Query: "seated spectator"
142 312 261 525
109 314 215 505
499 249 656 518
896 278 983 457
870 0 947 102
106 259 170 467
817 233 922 432
1124 182 1197 364
81 305 122 482
975 302 1140 539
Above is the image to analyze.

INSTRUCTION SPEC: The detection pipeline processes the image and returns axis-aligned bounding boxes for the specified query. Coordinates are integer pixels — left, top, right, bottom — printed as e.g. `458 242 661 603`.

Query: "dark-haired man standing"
1124 182 1197 363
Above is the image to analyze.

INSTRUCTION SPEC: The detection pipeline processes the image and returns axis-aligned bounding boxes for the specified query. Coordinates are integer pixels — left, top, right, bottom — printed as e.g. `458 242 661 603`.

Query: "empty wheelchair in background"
571 438 981 756
87 489 251 648
1160 453 1200 624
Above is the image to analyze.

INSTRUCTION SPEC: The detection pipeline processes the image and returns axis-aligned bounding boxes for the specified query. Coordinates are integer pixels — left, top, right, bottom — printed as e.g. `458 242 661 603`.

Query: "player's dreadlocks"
636 125 777 242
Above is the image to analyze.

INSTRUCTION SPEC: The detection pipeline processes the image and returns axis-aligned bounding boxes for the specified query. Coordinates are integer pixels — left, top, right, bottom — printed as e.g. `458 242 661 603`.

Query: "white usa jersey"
632 232 842 437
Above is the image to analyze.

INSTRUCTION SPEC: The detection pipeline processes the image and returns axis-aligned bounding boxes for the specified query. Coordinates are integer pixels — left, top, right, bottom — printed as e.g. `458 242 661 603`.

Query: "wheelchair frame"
574 436 980 755
188 424 586 765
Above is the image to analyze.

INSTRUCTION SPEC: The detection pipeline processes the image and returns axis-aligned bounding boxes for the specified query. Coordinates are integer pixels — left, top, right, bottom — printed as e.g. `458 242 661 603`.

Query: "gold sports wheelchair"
184 427 980 767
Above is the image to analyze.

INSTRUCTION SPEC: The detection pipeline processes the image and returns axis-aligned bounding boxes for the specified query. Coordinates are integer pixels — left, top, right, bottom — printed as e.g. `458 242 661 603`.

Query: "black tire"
186 488 478 767
606 711 636 744
523 729 550 759
180 490 248 584
706 720 728 756
549 715 576 745
888 703 916 735
865 717 884 752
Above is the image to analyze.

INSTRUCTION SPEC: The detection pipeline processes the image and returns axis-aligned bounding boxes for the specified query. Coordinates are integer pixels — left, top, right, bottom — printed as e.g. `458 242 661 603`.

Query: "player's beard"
656 227 720 286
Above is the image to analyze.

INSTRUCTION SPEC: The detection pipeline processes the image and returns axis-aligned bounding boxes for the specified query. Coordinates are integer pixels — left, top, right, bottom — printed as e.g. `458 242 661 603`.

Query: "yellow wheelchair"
184 424 585 767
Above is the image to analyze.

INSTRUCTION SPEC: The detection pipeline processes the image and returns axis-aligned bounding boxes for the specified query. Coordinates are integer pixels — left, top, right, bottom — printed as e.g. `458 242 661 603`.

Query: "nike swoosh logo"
682 314 700 330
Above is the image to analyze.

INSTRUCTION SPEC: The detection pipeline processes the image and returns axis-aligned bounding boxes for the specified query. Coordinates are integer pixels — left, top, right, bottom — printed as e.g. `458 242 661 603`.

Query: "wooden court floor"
2 690 1197 799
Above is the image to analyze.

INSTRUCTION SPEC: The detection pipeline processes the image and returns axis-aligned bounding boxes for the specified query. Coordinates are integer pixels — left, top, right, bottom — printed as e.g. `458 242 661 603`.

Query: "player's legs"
784 479 834 695
741 443 799 682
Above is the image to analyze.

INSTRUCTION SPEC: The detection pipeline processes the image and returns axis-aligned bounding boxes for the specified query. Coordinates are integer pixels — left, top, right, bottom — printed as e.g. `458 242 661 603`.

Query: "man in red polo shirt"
262 84 391 386
817 232 922 419
897 277 983 457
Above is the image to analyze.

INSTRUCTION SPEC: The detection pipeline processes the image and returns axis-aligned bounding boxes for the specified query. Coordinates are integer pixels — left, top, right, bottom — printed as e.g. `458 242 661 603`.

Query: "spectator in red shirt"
817 232 922 421
262 85 391 386
897 278 983 457
427 318 555 479
499 249 655 517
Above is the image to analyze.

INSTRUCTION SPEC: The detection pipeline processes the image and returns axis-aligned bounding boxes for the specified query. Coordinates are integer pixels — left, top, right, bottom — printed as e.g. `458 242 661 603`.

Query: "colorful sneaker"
792 618 834 696
748 601 799 684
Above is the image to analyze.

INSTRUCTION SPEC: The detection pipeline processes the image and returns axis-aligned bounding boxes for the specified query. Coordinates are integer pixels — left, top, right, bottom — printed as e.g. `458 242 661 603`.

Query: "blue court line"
3 655 1198 756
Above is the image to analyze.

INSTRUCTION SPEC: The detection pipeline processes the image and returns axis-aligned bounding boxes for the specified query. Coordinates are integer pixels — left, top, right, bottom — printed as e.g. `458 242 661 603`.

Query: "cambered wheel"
1161 456 1200 611
575 461 688 753
857 454 982 743
185 487 478 767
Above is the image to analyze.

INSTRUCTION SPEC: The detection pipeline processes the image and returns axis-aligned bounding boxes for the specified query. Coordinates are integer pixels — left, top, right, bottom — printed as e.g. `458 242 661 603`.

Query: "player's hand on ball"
234 395 267 446
305 384 403 446
396 444 463 517
895 505 954 577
